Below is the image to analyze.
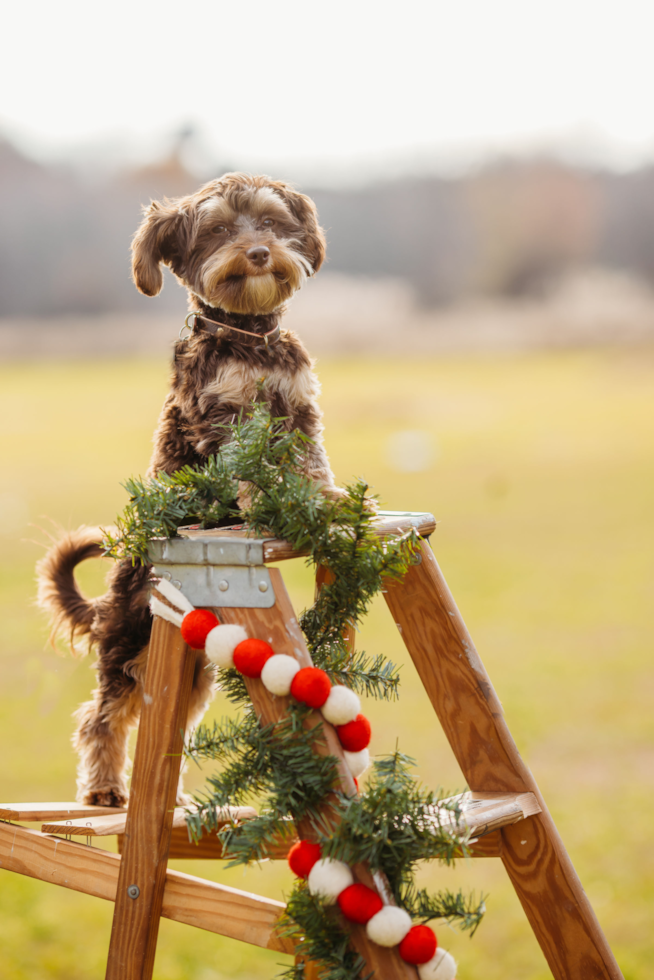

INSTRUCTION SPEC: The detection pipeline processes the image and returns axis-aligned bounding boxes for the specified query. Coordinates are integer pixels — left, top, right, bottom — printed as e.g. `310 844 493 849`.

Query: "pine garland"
104 405 413 700
106 405 485 978
276 755 485 980
186 701 339 865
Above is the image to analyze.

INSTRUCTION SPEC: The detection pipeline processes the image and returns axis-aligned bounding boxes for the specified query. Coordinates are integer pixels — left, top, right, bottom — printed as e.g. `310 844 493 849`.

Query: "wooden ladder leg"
383 538 623 980
219 568 417 980
105 616 196 980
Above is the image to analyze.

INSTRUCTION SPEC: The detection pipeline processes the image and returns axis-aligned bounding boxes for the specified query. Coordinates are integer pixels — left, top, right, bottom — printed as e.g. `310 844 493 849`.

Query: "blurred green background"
0 347 652 979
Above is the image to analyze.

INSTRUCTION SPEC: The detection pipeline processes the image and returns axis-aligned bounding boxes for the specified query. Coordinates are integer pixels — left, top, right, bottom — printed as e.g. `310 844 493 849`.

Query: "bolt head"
218 580 229 592
127 884 140 899
258 581 269 592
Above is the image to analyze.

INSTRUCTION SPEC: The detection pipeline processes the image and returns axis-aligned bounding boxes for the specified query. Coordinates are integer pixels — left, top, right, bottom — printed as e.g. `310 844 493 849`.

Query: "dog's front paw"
175 791 194 808
236 480 253 512
83 789 128 808
321 486 378 511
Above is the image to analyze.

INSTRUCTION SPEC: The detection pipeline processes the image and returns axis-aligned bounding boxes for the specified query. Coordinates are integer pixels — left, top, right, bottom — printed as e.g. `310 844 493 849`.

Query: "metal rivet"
218 580 229 592
258 581 269 592
127 885 140 899
172 579 182 589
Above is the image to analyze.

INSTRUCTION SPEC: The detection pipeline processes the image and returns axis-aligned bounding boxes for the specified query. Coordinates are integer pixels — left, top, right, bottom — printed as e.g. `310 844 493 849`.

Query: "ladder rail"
104 617 196 980
384 538 623 980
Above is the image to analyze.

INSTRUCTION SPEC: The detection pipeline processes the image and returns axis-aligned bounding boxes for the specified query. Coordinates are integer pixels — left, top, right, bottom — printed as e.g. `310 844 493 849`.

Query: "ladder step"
3 792 540 843
41 805 257 837
430 791 541 839
0 820 294 953
37 793 539 858
454 791 541 836
0 802 126 821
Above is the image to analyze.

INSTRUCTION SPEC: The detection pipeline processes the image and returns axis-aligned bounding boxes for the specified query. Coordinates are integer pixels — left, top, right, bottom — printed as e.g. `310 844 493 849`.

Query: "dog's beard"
200 242 311 314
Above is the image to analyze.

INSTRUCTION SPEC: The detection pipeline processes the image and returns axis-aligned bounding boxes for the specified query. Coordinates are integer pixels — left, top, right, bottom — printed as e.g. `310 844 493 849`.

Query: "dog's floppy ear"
131 199 182 296
272 184 326 275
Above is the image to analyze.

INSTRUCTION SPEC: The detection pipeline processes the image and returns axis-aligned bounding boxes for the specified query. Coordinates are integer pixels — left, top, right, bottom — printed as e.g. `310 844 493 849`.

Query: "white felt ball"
366 905 412 947
344 748 370 778
417 948 457 980
321 685 361 726
205 624 248 668
260 654 300 695
307 858 353 904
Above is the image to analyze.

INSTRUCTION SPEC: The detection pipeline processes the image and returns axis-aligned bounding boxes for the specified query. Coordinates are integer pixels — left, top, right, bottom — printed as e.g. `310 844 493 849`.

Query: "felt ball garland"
290 666 332 708
417 948 457 980
399 925 438 964
307 858 354 904
343 748 370 778
205 623 248 668
337 883 383 924
233 637 274 677
151 582 372 776
260 653 301 695
289 836 440 963
150 581 452 974
287 839 322 878
335 714 372 752
366 905 413 947
321 685 361 725
180 609 220 649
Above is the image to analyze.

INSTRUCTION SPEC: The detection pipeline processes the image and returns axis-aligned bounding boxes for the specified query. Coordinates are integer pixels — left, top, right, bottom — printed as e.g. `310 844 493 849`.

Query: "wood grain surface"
383 539 623 980
118 825 296 860
105 616 196 980
0 821 293 952
217 569 419 980
42 805 257 838
0 803 126 821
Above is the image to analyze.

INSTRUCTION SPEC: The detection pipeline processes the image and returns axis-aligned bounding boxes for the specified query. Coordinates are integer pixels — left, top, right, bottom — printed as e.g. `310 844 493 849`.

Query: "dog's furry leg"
73 676 143 807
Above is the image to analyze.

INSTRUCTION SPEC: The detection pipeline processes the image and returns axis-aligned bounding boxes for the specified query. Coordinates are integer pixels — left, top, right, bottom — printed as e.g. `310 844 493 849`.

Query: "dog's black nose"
246 245 270 266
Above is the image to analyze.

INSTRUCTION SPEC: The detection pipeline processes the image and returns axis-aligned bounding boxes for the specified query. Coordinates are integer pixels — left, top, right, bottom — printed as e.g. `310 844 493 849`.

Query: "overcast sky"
3 0 654 182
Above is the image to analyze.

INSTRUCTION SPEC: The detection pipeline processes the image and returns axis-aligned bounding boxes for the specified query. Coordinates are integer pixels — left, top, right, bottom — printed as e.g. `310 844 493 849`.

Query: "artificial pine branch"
105 404 416 704
105 404 485 975
400 886 487 937
186 700 340 855
280 886 368 980
316 649 401 701
318 752 475 902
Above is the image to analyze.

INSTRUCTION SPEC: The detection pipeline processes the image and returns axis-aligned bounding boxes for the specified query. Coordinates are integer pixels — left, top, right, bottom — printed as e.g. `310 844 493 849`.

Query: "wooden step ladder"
0 512 623 980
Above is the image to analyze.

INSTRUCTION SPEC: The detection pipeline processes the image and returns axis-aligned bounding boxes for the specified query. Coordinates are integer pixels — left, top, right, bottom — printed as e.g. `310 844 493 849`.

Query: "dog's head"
131 173 326 315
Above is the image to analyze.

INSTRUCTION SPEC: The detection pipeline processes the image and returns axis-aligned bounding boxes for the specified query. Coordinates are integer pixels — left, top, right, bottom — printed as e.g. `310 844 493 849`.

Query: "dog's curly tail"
36 526 105 650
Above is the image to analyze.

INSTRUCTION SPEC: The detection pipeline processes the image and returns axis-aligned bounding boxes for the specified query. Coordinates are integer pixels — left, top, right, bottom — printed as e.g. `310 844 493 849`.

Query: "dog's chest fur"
147 320 327 478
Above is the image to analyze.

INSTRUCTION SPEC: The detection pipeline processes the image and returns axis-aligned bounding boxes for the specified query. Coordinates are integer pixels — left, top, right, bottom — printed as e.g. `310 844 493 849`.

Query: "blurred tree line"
3 132 654 317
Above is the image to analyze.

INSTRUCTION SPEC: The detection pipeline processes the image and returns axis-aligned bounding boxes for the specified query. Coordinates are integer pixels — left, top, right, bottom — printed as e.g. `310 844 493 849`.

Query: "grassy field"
0 347 652 979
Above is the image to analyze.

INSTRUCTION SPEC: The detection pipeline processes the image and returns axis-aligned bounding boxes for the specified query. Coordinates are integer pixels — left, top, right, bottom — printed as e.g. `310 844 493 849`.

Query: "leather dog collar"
181 311 281 347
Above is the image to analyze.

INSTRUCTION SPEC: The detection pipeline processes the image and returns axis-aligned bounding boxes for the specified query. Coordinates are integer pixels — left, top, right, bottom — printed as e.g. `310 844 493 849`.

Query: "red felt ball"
287 839 322 878
335 714 371 752
290 667 332 708
337 883 383 924
233 638 274 677
398 925 438 964
180 609 220 650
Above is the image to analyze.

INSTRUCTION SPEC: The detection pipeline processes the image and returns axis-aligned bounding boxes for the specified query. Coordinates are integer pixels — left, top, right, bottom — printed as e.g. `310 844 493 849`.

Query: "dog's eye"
262 218 274 227
213 224 228 234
